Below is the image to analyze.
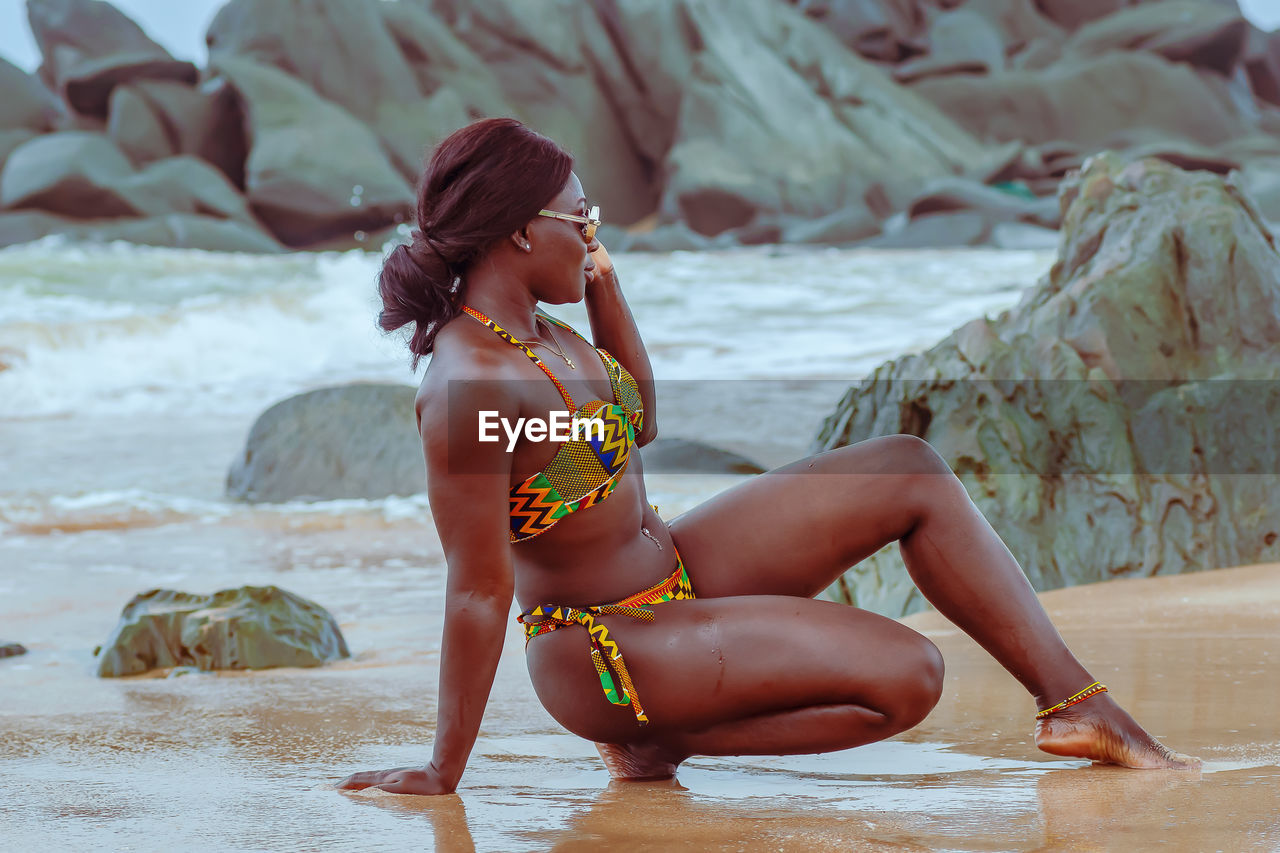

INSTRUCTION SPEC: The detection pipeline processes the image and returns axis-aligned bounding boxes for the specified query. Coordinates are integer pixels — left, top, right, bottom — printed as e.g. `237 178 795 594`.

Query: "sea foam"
0 241 1051 419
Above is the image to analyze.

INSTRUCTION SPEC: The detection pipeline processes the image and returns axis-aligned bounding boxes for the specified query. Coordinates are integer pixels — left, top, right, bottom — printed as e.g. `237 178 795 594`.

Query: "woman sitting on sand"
338 118 1196 795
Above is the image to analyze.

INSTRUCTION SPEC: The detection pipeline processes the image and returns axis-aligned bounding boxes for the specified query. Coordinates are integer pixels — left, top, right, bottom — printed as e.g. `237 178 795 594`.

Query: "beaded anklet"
1035 681 1108 719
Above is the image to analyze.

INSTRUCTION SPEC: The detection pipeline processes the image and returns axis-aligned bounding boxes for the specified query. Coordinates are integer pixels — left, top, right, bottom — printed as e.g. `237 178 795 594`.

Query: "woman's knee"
879 635 946 733
835 434 955 486
838 433 945 472
871 435 966 524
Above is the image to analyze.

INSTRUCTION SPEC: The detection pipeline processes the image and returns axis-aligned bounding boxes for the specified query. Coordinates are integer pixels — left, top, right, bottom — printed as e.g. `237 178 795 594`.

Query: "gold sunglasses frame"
537 205 601 240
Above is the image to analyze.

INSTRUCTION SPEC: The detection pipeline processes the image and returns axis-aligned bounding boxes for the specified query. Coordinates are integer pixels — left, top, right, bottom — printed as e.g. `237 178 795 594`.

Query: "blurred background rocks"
0 0 1277 251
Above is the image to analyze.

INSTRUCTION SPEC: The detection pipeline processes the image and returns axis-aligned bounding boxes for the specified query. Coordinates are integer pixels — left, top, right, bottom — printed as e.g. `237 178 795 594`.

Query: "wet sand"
2 245 1275 849
3 524 1277 851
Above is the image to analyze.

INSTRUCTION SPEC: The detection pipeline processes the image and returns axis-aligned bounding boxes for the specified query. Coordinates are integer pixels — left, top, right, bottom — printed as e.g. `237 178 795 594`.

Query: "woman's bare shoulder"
415 315 524 429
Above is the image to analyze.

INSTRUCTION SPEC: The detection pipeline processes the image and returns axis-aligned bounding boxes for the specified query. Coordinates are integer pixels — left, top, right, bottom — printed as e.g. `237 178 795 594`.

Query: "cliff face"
815 154 1280 616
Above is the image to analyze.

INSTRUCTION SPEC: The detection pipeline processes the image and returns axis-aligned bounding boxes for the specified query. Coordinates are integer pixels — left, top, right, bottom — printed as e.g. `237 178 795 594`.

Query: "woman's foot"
594 740 684 781
1034 692 1201 769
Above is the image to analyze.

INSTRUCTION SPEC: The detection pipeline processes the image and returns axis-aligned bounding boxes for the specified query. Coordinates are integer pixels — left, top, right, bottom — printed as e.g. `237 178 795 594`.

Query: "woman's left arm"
584 243 658 445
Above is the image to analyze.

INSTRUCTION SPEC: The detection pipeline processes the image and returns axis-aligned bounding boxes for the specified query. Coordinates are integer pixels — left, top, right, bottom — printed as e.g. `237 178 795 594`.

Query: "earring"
523 243 532 252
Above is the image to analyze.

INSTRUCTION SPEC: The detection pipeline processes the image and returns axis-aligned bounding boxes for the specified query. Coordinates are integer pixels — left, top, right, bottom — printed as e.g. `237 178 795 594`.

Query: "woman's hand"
336 764 455 795
587 241 614 286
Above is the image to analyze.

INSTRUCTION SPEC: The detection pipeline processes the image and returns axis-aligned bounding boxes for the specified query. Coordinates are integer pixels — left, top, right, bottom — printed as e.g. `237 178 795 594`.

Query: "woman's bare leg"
663 435 1198 770
527 595 946 780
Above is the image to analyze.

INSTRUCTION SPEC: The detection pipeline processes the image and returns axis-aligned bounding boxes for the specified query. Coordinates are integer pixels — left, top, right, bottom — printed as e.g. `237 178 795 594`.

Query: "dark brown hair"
377 118 574 367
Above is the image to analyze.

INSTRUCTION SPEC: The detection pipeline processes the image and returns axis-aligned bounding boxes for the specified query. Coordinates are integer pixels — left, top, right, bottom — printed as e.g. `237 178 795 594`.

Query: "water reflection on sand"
2 495 1277 850
3 245 1277 849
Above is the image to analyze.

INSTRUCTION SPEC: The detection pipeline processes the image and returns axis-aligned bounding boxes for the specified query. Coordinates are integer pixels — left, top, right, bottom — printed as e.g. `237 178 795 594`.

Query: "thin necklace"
524 317 575 369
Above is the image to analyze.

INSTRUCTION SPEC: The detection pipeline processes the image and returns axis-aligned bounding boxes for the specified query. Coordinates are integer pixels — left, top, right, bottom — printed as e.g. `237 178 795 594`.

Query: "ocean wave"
0 489 436 536
0 242 1050 418
0 244 415 418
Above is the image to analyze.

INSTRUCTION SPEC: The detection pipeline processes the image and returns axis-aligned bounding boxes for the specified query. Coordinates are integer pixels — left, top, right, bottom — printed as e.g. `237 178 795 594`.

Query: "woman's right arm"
338 368 517 795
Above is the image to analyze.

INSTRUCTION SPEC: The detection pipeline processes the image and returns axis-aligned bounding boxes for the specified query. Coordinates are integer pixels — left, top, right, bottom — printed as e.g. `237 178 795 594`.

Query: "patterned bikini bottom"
517 547 695 726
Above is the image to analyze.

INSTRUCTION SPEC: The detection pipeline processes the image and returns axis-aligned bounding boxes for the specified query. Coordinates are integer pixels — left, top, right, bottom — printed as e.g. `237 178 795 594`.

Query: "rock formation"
640 438 767 474
0 131 282 250
208 55 414 247
814 153 1280 617
26 0 198 116
657 0 994 237
2 0 1280 250
96 585 349 676
227 383 424 502
0 56 61 132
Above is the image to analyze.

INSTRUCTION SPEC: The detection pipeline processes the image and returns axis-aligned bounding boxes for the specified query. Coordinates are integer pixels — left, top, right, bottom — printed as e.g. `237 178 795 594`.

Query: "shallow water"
4 532 1278 850
2 242 1277 850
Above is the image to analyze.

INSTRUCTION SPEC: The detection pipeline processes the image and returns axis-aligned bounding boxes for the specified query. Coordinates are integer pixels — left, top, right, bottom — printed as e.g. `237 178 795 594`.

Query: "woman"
338 119 1196 795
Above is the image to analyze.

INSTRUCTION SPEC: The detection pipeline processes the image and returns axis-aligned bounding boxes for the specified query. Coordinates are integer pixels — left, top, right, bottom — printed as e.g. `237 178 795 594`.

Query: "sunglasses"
537 205 601 241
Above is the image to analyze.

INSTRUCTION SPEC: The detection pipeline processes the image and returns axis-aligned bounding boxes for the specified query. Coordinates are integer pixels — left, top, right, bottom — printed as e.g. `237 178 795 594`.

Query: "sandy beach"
5 0 1280 844
2 245 1277 850
3 530 1277 851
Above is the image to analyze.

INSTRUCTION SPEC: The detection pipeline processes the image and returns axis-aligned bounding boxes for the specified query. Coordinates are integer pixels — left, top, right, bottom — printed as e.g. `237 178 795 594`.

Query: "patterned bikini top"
461 306 645 542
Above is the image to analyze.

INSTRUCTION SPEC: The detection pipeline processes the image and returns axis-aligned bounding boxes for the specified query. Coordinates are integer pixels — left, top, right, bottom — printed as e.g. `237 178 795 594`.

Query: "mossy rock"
96 585 349 677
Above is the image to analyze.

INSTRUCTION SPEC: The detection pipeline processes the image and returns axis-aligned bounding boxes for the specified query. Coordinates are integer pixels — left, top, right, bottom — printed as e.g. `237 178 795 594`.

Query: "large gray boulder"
206 0 657 216
207 0 422 112
658 0 994 236
0 133 267 230
640 438 766 474
1244 26 1280 107
0 132 137 216
77 214 283 252
905 177 1062 228
0 210 74 248
784 0 925 62
815 153 1280 617
96 585 349 677
117 156 260 225
860 209 991 247
577 0 690 190
0 130 38 175
428 0 662 224
228 383 424 503
207 0 477 179
1033 0 1133 32
621 221 720 252
955 0 1066 53
0 209 282 253
1063 0 1250 76
782 205 884 244
893 6 1008 82
106 84 175 166
1237 155 1280 222
789 0 1064 67
912 51 1253 149
0 57 61 131
377 1 512 120
209 56 414 247
128 80 248 188
27 0 198 116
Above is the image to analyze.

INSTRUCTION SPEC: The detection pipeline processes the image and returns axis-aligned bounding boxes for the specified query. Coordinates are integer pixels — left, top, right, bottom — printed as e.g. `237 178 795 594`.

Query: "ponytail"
377 232 464 368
